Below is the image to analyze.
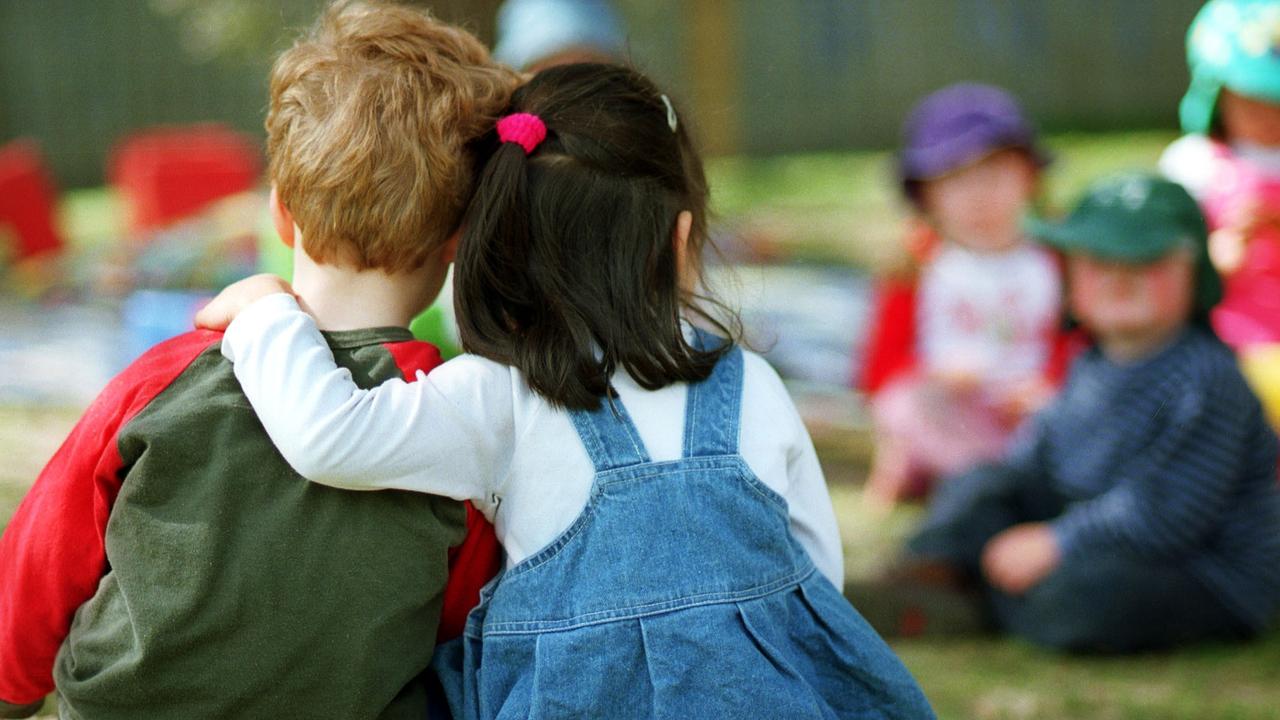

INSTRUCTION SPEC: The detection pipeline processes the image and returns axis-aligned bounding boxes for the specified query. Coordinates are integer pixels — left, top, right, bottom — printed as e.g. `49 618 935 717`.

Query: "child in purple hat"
861 83 1067 506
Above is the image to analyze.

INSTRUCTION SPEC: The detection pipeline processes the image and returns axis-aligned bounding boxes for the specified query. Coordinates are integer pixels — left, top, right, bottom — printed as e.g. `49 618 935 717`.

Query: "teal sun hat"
1181 0 1280 134
1026 173 1223 317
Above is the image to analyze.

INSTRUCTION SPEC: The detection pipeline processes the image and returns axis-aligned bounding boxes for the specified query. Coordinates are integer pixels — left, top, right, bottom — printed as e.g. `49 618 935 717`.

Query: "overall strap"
567 392 652 473
683 330 744 459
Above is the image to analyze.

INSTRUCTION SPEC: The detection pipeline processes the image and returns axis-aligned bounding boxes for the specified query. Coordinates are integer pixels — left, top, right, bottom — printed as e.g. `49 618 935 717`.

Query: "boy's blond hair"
267 0 516 272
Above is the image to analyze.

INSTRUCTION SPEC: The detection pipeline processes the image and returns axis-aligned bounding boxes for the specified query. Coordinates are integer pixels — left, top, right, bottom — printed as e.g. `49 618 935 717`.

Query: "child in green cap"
889 172 1280 652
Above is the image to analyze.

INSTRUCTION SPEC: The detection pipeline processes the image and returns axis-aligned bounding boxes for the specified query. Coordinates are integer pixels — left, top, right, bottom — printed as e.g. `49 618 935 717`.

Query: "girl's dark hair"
455 63 740 410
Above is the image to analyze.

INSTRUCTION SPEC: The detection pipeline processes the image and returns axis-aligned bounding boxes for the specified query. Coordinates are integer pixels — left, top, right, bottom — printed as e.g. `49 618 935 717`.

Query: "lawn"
5 131 1280 718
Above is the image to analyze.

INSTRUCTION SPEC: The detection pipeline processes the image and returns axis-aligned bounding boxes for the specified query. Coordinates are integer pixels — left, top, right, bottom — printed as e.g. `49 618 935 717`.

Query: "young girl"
199 64 934 719
860 83 1066 506
1159 0 1280 427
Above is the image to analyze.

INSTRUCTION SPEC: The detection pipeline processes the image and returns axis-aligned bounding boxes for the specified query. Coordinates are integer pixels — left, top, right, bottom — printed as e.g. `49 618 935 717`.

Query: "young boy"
898 173 1280 651
0 2 515 717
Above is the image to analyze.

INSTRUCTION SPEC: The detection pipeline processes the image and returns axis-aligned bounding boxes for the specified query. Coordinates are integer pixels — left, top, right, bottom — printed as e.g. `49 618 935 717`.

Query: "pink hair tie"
496 113 547 155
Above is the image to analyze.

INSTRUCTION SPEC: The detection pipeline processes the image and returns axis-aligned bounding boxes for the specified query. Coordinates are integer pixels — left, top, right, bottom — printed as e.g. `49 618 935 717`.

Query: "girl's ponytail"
455 116 543 364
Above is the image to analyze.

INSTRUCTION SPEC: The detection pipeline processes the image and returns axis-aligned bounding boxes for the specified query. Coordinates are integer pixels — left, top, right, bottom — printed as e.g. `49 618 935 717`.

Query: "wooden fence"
1 0 1206 187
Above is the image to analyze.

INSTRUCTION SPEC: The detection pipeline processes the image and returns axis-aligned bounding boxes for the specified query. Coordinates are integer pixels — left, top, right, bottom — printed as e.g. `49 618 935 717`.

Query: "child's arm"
784 424 846 589
1050 372 1265 560
221 294 511 503
747 354 845 588
0 332 216 711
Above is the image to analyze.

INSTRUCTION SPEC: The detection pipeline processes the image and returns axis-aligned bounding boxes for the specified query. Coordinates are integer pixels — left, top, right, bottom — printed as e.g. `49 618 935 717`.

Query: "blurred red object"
109 124 261 236
858 277 919 395
0 140 65 260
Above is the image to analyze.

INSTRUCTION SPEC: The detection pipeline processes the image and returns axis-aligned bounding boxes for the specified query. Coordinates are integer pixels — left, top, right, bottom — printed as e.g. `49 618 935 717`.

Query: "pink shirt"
1161 135 1280 346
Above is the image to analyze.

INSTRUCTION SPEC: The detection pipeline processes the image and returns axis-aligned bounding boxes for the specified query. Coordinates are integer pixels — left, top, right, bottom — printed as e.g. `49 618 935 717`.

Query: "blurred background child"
493 0 625 72
861 83 1064 506
897 174 1280 652
1161 0 1280 428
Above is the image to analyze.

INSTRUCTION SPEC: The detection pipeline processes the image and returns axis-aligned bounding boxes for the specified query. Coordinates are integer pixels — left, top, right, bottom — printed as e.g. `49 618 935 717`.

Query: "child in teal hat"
885 173 1280 652
1160 0 1280 427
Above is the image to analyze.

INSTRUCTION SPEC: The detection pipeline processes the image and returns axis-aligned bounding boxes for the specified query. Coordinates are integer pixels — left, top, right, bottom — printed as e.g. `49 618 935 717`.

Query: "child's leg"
866 379 939 505
865 431 919 506
989 551 1252 653
851 461 1065 638
860 379 931 502
910 389 1011 479
868 378 1017 506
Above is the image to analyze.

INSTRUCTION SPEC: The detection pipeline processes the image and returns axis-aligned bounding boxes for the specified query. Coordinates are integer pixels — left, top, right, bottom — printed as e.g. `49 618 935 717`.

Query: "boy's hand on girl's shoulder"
981 522 1061 596
194 273 296 331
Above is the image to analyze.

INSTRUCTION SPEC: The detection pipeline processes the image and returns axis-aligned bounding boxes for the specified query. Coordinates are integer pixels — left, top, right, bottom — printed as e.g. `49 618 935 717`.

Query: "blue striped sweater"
1007 326 1280 630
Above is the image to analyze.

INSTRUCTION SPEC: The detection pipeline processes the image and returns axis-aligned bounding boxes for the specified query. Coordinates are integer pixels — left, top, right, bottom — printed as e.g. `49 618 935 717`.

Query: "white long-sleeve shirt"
222 293 845 587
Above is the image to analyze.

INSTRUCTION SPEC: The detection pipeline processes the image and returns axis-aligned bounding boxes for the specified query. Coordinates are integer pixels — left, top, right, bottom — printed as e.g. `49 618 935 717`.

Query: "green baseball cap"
1181 0 1280 134
1026 173 1223 315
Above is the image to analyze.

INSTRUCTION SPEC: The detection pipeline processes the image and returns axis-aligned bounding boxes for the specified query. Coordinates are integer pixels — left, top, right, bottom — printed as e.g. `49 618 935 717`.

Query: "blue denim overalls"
435 341 935 719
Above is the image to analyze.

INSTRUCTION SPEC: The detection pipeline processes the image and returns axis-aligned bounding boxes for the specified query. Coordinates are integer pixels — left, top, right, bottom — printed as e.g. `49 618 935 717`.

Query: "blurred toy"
0 140 68 298
860 84 1069 507
1160 0 1280 428
109 124 260 236
131 192 262 290
0 140 65 261
120 288 212 367
108 191 264 368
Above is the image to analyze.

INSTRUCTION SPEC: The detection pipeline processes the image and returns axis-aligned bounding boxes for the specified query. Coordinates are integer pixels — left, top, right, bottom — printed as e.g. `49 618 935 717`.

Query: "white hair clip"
660 94 678 133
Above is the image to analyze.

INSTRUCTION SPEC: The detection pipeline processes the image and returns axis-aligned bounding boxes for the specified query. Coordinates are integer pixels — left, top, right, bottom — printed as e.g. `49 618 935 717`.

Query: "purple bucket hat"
899 83 1051 203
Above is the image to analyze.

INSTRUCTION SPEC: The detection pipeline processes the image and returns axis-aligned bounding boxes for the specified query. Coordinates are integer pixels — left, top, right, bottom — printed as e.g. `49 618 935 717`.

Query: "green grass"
893 634 1280 719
